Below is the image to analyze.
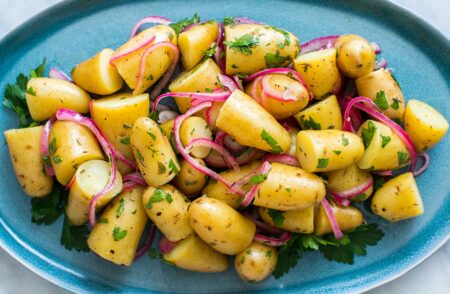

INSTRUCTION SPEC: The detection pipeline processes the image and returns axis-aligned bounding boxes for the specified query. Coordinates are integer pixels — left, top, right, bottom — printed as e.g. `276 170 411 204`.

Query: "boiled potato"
163 234 229 272
216 90 290 153
25 77 90 121
172 158 208 197
355 68 404 121
178 21 219 70
294 48 341 99
371 172 423 222
259 206 314 233
131 117 179 187
188 196 256 255
224 24 299 75
335 34 375 78
294 95 342 130
325 164 374 202
71 48 123 95
87 186 148 266
254 162 326 211
179 116 213 158
111 25 177 94
4 126 54 197
314 201 364 235
91 93 150 174
296 130 364 173
357 120 410 171
142 184 193 242
244 73 309 119
404 99 449 152
66 160 123 225
50 121 104 185
235 242 277 283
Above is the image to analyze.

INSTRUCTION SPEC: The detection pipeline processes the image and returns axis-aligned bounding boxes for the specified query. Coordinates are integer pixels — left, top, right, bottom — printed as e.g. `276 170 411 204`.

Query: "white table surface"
0 0 449 293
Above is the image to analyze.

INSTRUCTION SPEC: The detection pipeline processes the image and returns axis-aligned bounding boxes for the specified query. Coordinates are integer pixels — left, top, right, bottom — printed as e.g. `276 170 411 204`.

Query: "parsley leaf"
224 34 260 55
373 176 385 191
120 136 130 145
116 198 125 218
112 226 128 241
300 116 321 130
361 121 377 148
397 150 409 165
391 97 401 110
317 158 329 168
261 129 283 153
223 16 235 26
60 215 90 252
169 13 200 35
146 189 173 209
204 43 217 58
158 161 167 175
380 134 391 148
31 183 66 225
149 110 159 122
168 159 179 175
249 174 268 185
147 131 156 140
265 51 289 68
333 150 342 155
268 26 291 46
341 133 349 146
391 73 402 90
374 91 389 110
268 209 285 227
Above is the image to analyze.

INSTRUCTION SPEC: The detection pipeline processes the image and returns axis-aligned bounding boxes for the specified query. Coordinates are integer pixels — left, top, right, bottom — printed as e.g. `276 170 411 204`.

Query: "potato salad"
3 14 448 282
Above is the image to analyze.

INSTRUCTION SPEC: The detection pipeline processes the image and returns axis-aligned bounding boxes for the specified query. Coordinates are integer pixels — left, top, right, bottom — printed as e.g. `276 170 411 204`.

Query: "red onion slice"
261 154 299 167
41 117 56 176
135 224 156 260
254 231 291 246
122 181 140 192
205 148 263 168
243 211 282 235
159 236 177 254
240 161 271 207
233 76 244 90
184 138 240 171
214 23 224 69
372 170 393 177
123 172 147 187
330 194 351 207
261 75 297 102
321 198 343 240
218 73 238 92
413 153 430 177
375 58 388 70
370 42 381 54
129 16 172 39
300 36 339 55
110 36 156 65
331 177 374 199
65 175 76 191
152 91 231 112
49 68 72 82
214 129 227 144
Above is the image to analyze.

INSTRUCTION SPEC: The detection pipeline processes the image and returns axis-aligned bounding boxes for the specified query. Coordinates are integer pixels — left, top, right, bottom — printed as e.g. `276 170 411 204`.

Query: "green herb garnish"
374 91 389 110
224 34 260 55
361 121 377 148
317 158 329 168
60 215 90 252
261 129 283 153
300 116 321 130
112 226 127 241
120 136 130 145
265 51 289 68
381 135 391 148
249 174 268 185
268 209 285 227
169 14 200 35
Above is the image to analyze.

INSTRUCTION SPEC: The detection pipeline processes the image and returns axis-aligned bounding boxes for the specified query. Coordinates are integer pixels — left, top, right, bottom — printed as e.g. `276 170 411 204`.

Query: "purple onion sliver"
321 198 343 240
49 68 72 82
129 16 172 39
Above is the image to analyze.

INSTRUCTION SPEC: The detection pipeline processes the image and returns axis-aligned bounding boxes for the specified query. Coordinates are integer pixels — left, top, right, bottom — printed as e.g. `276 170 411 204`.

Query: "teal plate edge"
0 0 449 293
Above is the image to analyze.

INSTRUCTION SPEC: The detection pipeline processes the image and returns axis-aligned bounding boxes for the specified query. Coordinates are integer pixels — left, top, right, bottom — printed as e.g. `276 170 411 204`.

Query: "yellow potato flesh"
294 95 342 130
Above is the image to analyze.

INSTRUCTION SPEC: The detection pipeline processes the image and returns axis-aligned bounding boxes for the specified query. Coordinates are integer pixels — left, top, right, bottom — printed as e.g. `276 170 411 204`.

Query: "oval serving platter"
0 0 449 293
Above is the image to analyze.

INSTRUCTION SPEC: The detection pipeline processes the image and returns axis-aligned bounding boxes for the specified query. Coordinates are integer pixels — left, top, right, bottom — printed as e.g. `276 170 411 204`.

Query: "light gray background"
0 0 449 293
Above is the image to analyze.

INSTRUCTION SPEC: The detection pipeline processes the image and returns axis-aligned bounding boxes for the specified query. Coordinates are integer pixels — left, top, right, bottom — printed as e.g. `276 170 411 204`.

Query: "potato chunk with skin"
325 164 374 202
188 196 256 255
235 242 278 283
314 202 364 235
163 234 229 273
4 126 54 197
335 34 375 79
259 206 314 234
294 48 342 99
172 158 208 198
179 116 212 159
404 99 449 152
294 95 342 130
371 172 423 222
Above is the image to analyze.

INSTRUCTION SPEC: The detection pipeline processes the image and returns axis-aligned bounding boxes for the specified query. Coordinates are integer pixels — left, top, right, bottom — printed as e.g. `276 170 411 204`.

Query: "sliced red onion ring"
135 224 156 260
343 96 417 172
331 177 374 199
214 23 224 69
49 68 72 82
229 164 261 194
129 16 172 39
375 58 388 70
184 138 240 171
110 36 156 65
233 76 244 90
122 181 140 192
240 161 271 207
123 172 147 186
321 198 343 240
330 194 351 207
261 154 299 167
41 117 56 176
152 91 231 112
218 73 238 92
65 175 76 191
339 95 362 132
254 232 291 246
243 211 282 234
370 42 381 54
372 170 393 177
159 236 177 254
300 35 339 55
205 148 264 168
135 42 179 98
413 153 430 177
214 129 227 144
261 75 297 102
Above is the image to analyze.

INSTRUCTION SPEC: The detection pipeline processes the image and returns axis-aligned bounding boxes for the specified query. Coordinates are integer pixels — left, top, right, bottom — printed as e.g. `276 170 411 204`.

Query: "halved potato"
234 242 278 283
259 206 314 233
294 95 342 130
314 202 364 235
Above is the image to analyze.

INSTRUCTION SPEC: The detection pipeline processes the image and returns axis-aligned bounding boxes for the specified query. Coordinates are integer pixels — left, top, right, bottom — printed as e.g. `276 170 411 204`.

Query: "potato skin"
355 68 404 121
4 126 54 197
296 130 364 173
25 77 91 121
224 24 299 75
314 202 364 235
254 162 326 211
325 164 373 202
131 117 180 187
294 95 342 130
371 172 423 222
72 48 123 95
356 120 410 171
188 196 256 255
234 242 278 283
142 184 193 242
179 21 219 70
216 90 291 153
91 93 150 174
294 48 341 99
179 116 213 158
404 99 449 152
66 160 123 226
50 121 104 185
87 186 148 266
259 206 314 233
111 25 177 94
335 34 375 78
172 158 208 197
163 234 229 273
202 161 261 208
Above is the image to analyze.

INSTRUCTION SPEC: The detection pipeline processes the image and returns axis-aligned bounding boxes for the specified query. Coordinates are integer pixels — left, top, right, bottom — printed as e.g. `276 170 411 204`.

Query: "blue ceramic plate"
0 0 449 293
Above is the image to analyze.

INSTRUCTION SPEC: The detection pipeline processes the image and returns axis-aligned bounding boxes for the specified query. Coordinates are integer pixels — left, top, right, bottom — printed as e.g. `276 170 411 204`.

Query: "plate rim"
0 0 449 293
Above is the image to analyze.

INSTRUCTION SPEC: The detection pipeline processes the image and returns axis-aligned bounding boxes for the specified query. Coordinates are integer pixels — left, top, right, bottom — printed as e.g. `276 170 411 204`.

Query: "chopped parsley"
223 16 235 26
374 91 389 110
52 155 62 164
158 161 167 175
224 34 260 55
112 226 128 241
149 110 159 122
333 150 342 155
261 129 283 153
98 218 109 224
265 51 289 68
361 121 377 148
249 174 268 185
268 209 285 227
120 136 131 145
380 135 391 148
116 198 125 218
146 189 173 209
373 176 385 191
391 97 401 110
204 43 217 58
169 13 200 35
267 26 291 46
317 158 329 168
397 150 409 165
341 133 350 146
60 215 90 252
147 131 156 140
31 183 66 225
300 116 321 130
48 136 57 155
135 149 145 166
168 159 179 175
